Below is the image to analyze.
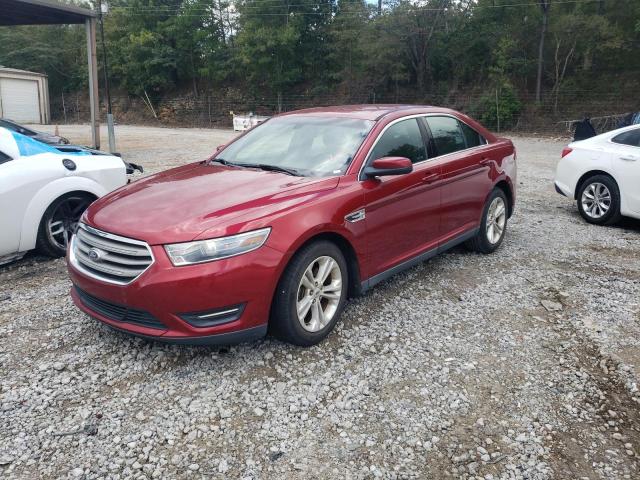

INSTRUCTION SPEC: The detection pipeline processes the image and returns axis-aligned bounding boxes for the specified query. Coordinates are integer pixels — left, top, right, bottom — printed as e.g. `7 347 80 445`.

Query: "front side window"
217 116 374 177
459 121 486 148
612 128 640 147
0 150 12 165
369 118 426 164
426 116 466 156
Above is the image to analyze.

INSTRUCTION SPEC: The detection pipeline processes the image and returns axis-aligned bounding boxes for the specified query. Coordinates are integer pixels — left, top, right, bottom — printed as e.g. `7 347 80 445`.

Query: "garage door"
0 78 41 124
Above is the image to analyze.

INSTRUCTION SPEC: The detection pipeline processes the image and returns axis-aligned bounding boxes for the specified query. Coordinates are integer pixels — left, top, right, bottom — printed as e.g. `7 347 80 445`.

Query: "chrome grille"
70 224 154 284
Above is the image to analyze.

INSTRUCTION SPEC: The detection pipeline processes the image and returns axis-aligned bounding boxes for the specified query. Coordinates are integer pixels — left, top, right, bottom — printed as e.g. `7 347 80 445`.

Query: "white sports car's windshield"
215 116 374 177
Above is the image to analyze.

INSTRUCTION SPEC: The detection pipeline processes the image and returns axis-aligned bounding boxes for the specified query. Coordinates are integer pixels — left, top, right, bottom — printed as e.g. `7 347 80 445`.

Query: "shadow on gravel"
0 250 53 273
616 217 640 232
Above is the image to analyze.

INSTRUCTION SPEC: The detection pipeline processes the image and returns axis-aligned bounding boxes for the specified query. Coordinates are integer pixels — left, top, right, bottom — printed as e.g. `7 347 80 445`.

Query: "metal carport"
0 0 102 148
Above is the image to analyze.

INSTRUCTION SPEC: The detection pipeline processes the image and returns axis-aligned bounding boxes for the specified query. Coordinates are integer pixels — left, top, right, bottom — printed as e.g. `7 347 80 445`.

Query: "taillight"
561 147 573 158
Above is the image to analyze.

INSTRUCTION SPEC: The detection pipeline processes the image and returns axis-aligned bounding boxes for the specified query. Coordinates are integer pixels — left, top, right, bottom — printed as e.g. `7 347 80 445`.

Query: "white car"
555 124 640 225
0 127 128 264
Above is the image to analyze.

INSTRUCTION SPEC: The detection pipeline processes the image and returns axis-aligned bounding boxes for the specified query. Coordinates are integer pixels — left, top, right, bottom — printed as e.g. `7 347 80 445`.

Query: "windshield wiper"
210 158 234 166
233 162 301 176
210 158 301 176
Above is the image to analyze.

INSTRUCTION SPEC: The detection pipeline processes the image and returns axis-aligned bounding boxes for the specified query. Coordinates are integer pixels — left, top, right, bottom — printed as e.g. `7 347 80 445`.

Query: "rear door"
610 128 640 213
423 115 494 240
361 117 442 276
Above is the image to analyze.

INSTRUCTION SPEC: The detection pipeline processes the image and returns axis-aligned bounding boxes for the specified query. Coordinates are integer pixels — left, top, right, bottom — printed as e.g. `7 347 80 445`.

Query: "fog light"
179 304 245 328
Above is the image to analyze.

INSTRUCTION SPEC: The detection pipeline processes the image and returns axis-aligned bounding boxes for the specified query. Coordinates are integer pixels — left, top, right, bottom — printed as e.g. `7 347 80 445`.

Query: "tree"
535 0 551 103
549 13 622 112
383 0 450 94
234 0 335 109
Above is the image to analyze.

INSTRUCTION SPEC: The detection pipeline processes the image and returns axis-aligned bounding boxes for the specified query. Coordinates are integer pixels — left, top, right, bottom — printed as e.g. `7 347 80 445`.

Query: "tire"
36 192 95 258
465 188 509 254
576 174 622 226
270 241 349 346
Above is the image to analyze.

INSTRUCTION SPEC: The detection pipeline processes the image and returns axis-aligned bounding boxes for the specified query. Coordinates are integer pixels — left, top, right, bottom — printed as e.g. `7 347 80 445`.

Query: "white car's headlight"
164 228 271 266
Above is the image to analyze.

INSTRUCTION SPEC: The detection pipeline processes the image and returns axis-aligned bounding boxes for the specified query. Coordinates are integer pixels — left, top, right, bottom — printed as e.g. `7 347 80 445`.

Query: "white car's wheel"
576 175 621 226
36 192 95 257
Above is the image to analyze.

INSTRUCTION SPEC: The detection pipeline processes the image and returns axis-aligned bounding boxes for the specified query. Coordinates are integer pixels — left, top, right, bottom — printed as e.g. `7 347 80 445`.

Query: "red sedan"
67 105 516 346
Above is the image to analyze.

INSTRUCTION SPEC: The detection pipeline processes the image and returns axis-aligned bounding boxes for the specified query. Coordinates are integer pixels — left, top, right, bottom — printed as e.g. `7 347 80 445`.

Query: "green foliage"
475 85 522 131
0 24 87 94
1 0 638 123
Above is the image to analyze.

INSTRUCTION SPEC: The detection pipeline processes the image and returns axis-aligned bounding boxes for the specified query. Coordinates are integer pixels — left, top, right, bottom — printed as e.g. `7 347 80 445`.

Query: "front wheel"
465 188 509 254
36 192 95 258
270 241 349 346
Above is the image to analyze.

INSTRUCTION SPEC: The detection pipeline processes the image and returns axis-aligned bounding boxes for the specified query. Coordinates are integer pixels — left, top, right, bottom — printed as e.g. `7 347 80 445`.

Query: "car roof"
278 104 461 121
572 123 640 146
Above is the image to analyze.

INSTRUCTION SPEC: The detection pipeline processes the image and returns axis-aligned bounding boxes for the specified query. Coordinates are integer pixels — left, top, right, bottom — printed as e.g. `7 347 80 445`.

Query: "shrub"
475 85 522 131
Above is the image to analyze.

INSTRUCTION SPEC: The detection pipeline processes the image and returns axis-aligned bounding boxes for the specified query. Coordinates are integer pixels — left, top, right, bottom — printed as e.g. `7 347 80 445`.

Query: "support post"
98 0 116 153
86 18 100 149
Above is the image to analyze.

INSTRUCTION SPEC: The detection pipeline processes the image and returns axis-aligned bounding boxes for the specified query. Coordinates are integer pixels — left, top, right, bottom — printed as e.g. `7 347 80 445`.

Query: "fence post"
61 92 67 124
495 88 500 133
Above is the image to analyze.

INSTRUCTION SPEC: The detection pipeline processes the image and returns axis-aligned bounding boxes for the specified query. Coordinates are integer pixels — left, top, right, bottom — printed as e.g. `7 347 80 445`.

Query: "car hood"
85 162 339 244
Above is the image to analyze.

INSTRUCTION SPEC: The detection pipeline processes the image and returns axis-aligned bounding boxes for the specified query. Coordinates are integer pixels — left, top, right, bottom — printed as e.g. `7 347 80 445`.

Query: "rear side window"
425 116 466 156
0 150 12 165
369 118 427 164
612 129 640 147
459 121 486 148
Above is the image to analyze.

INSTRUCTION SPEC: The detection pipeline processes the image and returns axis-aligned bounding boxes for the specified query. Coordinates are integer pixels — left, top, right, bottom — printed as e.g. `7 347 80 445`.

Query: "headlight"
164 228 271 266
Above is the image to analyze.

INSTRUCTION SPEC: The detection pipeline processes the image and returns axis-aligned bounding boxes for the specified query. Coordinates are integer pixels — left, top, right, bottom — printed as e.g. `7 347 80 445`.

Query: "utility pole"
97 0 116 153
378 0 382 15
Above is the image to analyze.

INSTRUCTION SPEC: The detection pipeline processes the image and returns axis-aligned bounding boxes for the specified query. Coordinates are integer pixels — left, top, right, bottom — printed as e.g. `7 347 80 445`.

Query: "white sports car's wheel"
36 193 95 257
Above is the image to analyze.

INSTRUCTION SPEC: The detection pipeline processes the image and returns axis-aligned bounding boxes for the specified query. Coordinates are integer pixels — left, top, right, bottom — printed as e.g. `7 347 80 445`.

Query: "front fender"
19 177 109 252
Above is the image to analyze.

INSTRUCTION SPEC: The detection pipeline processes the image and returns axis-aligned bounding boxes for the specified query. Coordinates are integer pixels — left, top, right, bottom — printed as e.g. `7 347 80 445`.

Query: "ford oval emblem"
62 158 76 171
87 248 105 262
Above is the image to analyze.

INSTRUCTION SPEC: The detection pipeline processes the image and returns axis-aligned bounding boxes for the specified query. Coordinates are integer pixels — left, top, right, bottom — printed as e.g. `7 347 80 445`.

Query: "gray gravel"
1 126 639 479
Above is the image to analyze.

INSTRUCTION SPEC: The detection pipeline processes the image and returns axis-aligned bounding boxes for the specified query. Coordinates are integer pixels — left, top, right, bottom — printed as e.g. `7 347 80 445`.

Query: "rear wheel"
36 193 95 258
270 241 348 346
576 174 621 225
465 188 508 254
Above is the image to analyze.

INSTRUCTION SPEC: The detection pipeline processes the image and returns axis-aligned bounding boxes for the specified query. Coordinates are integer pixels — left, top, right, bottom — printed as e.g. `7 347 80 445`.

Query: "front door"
610 128 640 213
361 117 442 277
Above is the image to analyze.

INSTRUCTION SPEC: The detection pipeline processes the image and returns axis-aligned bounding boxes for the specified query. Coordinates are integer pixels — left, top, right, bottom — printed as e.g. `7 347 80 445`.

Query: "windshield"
0 119 35 135
216 116 374 177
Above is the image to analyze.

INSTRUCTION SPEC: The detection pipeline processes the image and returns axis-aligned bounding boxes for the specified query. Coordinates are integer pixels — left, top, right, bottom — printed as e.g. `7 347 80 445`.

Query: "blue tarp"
10 131 90 157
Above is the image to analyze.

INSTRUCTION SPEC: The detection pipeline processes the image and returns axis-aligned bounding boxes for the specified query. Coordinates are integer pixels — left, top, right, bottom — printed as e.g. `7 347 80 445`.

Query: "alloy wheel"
296 255 343 332
486 196 507 244
581 182 611 219
47 196 92 250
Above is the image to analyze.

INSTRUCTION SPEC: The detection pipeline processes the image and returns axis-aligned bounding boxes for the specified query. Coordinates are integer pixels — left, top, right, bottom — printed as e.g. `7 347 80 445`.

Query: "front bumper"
68 242 285 344
81 309 268 345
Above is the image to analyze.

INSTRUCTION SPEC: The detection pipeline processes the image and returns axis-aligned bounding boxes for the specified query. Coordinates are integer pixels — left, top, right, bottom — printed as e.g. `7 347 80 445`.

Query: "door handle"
620 156 638 162
421 172 440 183
480 158 492 166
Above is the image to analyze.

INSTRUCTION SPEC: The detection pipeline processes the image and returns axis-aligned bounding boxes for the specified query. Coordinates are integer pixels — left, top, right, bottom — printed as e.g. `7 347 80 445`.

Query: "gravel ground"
1 125 639 479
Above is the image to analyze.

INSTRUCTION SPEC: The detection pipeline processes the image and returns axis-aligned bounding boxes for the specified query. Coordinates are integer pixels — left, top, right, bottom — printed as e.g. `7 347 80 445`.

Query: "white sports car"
0 127 128 264
555 124 640 225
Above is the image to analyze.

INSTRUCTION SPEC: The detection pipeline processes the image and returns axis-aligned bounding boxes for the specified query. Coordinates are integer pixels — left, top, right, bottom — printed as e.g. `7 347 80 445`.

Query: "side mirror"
363 157 413 178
